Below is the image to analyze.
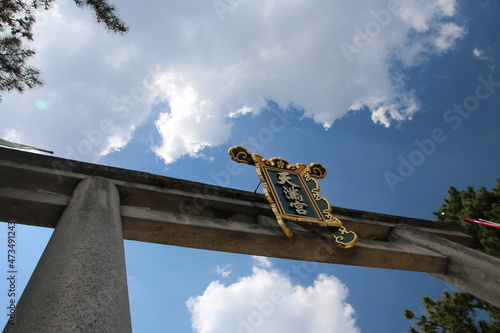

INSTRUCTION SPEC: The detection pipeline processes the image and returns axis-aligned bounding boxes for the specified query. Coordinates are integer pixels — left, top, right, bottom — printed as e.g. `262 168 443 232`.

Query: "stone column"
4 177 132 332
391 224 500 307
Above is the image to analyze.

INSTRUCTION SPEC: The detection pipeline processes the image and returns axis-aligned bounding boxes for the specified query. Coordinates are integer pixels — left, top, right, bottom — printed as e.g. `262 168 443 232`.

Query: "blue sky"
1 0 499 332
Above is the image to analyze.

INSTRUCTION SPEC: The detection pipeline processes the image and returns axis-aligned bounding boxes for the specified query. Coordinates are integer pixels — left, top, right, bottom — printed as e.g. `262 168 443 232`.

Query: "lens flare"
35 100 49 110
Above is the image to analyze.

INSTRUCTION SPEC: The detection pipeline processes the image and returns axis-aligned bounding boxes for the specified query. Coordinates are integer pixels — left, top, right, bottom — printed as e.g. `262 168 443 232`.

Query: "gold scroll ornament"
228 146 358 248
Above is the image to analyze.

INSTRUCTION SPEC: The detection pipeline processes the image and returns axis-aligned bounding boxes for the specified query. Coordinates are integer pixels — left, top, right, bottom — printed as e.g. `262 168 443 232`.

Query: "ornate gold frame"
229 145 357 248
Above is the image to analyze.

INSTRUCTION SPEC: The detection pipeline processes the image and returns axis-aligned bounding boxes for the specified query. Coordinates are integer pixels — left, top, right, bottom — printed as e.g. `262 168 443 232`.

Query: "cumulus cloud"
0 0 467 163
187 260 359 333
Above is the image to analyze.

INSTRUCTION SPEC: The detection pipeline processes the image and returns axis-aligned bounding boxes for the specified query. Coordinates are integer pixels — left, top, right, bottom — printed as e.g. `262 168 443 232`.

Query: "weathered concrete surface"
121 207 449 273
0 146 473 245
0 147 473 274
3 177 131 333
391 224 500 308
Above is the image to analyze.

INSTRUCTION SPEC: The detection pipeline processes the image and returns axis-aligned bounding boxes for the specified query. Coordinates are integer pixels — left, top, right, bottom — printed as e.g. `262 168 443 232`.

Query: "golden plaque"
229 146 357 248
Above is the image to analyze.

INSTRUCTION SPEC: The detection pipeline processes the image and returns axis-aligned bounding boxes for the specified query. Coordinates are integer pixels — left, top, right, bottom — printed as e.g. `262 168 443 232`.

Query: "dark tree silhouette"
433 179 500 254
0 0 128 101
404 290 500 332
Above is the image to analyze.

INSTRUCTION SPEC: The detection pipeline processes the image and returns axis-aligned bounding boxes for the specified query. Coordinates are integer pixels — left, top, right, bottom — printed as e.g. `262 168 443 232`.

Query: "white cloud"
397 0 457 32
152 72 232 163
0 0 467 163
2 129 23 143
151 0 467 162
434 22 465 51
472 48 489 61
0 2 156 162
471 47 495 70
252 256 272 269
216 265 232 278
473 48 484 59
187 263 359 333
437 0 457 16
229 106 254 118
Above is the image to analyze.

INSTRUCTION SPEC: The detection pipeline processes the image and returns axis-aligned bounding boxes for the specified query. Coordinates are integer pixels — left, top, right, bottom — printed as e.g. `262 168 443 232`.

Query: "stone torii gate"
0 147 499 332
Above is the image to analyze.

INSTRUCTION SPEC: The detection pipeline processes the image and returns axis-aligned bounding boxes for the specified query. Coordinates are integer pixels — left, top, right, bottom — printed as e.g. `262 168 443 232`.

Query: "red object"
441 213 500 229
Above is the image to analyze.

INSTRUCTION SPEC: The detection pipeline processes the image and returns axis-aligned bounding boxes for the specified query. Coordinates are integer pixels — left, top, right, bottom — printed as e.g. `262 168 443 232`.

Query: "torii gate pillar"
3 176 131 333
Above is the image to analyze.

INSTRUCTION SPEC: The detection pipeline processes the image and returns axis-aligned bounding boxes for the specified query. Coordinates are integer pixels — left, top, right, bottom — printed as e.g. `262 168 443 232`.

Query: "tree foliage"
0 0 40 99
404 290 500 333
433 178 500 254
0 0 128 101
404 180 500 332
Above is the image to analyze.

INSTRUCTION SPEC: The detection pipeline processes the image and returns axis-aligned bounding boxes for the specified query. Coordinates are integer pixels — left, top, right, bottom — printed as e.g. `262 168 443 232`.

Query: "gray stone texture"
2 146 497 328
391 224 500 308
3 177 131 333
